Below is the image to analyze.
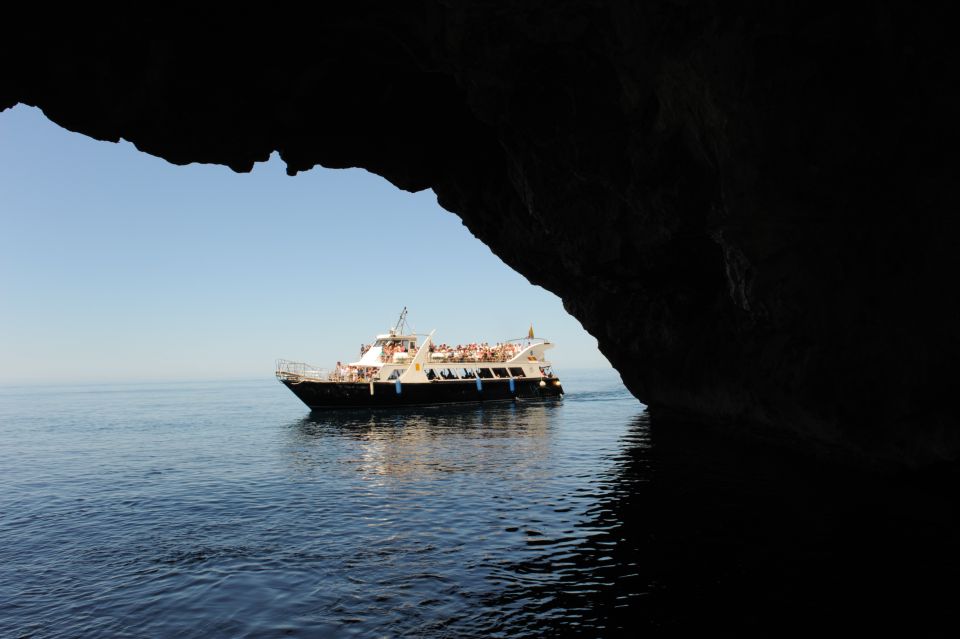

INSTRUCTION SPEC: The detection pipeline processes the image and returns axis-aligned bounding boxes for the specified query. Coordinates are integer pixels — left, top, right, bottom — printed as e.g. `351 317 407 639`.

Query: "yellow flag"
528 323 535 339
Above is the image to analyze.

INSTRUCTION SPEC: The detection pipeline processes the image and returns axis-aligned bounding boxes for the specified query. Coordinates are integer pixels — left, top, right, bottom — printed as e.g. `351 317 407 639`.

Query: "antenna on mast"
393 307 409 334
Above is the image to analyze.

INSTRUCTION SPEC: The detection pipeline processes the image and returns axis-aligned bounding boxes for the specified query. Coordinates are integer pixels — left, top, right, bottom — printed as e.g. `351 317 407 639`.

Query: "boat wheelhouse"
276 309 564 409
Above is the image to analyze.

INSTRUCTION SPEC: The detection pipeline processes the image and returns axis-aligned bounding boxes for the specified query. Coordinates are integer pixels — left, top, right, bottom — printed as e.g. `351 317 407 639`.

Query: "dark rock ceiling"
3 3 958 464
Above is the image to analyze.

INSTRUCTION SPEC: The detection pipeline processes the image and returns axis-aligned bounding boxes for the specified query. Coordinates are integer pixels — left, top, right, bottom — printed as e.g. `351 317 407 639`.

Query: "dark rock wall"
3 3 958 463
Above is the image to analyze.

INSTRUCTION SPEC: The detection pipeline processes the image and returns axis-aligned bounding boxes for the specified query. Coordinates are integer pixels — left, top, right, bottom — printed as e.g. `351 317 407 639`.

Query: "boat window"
461 368 476 379
509 367 526 377
493 368 509 378
387 369 402 380
445 368 459 379
426 368 438 380
478 368 494 379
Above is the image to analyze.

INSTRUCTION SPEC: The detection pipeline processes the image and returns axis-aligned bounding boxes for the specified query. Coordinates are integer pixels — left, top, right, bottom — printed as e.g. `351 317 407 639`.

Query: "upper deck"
353 332 552 366
277 336 555 384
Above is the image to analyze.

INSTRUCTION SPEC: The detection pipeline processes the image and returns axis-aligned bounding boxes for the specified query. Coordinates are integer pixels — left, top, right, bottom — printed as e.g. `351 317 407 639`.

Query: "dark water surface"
2 370 958 637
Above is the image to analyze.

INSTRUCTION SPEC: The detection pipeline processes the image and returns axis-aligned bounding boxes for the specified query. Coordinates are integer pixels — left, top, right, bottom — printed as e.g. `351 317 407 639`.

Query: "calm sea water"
2 369 958 637
1 370 649 637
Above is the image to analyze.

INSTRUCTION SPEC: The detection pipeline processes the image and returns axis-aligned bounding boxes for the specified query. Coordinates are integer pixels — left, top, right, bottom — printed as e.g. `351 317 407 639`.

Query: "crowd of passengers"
371 341 525 363
330 362 379 382
372 342 414 361
431 341 522 362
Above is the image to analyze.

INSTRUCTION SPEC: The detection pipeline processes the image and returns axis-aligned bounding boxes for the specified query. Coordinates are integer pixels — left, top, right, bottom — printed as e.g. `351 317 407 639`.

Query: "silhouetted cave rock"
3 4 958 463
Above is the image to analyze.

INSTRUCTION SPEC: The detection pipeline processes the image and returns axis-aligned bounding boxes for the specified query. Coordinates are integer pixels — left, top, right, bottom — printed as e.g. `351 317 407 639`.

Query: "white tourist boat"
276 308 564 409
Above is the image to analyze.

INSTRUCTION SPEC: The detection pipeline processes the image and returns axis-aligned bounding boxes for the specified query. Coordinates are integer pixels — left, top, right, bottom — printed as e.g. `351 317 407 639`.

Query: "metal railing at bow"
275 359 329 381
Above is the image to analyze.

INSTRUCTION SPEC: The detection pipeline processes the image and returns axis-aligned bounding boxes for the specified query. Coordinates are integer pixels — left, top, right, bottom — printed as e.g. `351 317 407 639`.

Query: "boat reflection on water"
286 401 556 481
280 399 653 637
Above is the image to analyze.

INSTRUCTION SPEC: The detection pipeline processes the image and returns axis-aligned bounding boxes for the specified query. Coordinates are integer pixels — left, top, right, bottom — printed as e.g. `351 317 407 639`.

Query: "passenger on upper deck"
424 341 522 363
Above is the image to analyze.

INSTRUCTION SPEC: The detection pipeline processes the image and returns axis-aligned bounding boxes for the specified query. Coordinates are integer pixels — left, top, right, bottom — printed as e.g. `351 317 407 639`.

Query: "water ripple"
5 371 954 635
0 371 652 637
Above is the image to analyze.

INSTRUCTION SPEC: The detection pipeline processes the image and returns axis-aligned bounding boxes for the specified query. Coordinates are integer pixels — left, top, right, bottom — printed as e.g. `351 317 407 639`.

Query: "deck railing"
275 359 330 381
276 359 379 383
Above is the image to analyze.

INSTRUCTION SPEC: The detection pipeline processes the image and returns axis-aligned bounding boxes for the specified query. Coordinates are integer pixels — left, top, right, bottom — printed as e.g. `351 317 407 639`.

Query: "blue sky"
0 106 609 384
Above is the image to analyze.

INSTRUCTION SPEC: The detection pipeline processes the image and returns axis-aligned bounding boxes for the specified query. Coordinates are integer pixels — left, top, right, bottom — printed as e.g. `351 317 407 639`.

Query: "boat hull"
280 377 564 409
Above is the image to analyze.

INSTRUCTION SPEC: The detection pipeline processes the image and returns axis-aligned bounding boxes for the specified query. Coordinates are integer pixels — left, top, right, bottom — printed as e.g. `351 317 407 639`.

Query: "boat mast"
393 307 409 335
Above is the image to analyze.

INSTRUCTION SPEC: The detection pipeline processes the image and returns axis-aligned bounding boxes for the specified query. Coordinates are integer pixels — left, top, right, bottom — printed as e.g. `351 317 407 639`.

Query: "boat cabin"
374 331 418 353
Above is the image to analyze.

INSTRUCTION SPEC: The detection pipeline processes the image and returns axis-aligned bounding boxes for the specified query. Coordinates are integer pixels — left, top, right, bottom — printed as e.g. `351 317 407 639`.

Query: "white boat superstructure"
278 329 557 384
